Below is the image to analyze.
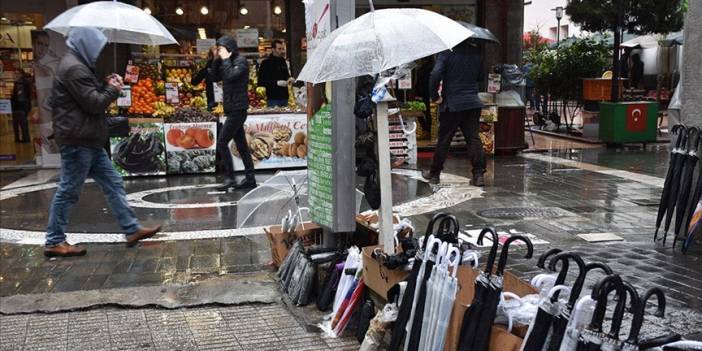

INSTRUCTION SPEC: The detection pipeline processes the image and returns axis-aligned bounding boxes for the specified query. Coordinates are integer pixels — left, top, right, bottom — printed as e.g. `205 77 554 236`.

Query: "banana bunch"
190 96 207 110
152 101 175 118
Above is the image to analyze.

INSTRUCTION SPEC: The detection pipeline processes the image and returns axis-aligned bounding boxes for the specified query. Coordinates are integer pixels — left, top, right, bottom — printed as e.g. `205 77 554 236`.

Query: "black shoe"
215 179 237 192
421 170 440 184
233 176 257 190
472 174 485 187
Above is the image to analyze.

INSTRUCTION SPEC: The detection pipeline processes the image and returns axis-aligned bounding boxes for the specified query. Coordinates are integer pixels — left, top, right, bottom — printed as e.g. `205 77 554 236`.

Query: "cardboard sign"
165 83 179 104
117 86 132 107
626 103 648 132
488 74 501 93
124 64 139 84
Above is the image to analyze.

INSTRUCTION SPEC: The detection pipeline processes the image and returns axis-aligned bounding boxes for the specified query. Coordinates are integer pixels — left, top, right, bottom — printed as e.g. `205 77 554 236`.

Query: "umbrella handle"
548 285 572 301
626 287 666 344
437 241 449 265
424 213 450 245
567 262 613 308
462 251 480 270
608 281 640 338
537 248 563 269
685 127 701 152
447 246 461 276
424 235 441 261
589 275 623 332
477 227 499 275
495 235 534 276
548 252 585 303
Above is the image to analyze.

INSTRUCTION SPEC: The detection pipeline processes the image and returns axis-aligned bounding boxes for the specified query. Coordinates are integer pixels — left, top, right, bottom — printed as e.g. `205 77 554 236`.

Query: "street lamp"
552 6 564 48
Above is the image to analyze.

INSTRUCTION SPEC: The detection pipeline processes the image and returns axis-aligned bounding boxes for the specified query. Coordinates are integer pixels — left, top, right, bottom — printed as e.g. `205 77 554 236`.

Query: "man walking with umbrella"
422 40 486 187
45 27 161 257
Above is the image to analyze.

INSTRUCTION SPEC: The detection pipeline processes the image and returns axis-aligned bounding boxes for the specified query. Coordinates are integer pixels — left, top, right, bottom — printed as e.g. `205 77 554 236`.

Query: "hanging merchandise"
520 285 572 351
655 125 687 242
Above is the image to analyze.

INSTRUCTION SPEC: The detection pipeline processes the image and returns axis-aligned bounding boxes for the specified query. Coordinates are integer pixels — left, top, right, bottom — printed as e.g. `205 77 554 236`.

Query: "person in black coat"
422 40 486 187
191 46 217 111
209 36 256 191
258 39 292 107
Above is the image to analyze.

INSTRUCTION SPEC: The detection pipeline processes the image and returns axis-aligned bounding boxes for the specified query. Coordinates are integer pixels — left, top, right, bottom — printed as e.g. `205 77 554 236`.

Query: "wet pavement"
2 144 702 347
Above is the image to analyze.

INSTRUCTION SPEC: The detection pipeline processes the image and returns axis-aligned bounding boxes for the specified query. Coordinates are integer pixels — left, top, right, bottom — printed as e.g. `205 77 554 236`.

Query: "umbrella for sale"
672 127 702 247
545 253 587 351
297 8 474 84
420 245 460 351
621 288 666 351
522 285 573 351
471 235 534 351
44 1 177 45
538 248 564 269
404 236 443 351
458 227 500 351
390 213 451 349
457 21 500 44
418 241 449 350
596 281 640 351
576 275 626 351
431 247 461 351
654 125 687 242
662 128 700 245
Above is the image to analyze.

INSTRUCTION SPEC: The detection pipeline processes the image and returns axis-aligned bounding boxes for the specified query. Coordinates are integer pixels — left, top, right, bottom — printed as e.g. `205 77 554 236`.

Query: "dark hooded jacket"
50 27 119 149
209 36 249 113
429 40 484 112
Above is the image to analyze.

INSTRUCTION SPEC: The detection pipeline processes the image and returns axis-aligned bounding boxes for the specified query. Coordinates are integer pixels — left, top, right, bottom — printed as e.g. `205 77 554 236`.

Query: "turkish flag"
626 104 648 132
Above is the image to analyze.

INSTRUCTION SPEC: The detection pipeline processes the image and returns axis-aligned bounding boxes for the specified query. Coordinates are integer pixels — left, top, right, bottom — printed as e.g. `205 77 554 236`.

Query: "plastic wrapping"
297 8 474 84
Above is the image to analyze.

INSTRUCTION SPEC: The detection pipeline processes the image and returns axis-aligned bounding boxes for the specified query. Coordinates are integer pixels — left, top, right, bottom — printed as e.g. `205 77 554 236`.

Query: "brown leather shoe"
44 242 87 257
125 225 162 247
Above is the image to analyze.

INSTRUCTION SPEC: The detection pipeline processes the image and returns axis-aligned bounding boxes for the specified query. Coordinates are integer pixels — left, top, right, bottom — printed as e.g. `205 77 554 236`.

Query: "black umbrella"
673 127 702 247
597 281 640 351
577 275 632 351
545 253 588 351
654 125 687 242
662 128 700 245
458 227 500 351
470 235 534 351
457 21 500 44
621 287 666 351
537 248 564 269
389 212 451 349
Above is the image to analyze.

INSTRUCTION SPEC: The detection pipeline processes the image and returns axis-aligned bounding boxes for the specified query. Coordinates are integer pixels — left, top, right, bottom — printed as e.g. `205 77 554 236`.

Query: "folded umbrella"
576 275 625 351
418 241 449 350
655 125 687 241
673 127 702 248
662 128 700 245
521 285 573 351
430 247 461 351
596 281 640 351
404 236 443 351
621 287 666 351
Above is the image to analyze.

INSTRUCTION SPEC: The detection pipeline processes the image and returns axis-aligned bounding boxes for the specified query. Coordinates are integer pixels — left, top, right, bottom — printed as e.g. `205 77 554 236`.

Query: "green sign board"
307 104 334 228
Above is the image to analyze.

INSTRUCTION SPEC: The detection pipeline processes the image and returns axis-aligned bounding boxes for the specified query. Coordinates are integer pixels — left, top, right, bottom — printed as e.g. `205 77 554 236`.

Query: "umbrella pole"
376 101 395 253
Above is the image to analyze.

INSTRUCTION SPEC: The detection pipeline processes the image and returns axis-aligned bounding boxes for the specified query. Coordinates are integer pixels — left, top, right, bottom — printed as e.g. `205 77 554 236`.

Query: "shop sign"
304 0 331 57
124 64 139 83
196 39 216 54
0 99 11 114
488 74 501 93
117 86 131 107
307 105 333 228
223 113 308 170
236 29 259 48
165 83 179 104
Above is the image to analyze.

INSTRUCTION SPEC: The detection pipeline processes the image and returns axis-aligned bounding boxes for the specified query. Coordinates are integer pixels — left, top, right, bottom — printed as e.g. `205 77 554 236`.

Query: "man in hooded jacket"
45 27 160 257
209 36 257 191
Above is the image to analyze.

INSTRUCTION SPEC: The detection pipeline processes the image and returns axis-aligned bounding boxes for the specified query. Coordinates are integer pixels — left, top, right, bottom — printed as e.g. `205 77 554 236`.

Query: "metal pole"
556 19 560 48
375 101 395 252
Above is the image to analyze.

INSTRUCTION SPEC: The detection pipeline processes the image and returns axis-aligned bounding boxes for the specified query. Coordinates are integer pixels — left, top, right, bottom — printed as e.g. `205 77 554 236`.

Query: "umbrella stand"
376 100 396 252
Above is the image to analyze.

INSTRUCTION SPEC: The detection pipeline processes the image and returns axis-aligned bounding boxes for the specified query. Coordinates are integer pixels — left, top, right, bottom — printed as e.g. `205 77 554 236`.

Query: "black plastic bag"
356 299 376 343
318 259 344 311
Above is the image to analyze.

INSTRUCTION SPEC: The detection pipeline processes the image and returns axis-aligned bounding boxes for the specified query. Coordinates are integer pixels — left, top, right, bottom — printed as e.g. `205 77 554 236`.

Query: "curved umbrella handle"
625 287 666 344
537 248 563 269
496 235 534 276
398 114 417 135
424 213 450 243
436 241 449 266
609 281 640 338
589 274 623 333
447 246 461 277
548 285 572 301
531 274 557 292
422 235 436 260
462 251 480 270
548 252 585 303
567 261 613 308
501 292 523 307
686 127 701 152
477 227 500 275
436 215 460 241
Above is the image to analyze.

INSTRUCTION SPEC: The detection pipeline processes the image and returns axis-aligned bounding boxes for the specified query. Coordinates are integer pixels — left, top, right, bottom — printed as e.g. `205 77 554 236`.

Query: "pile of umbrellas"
654 125 702 252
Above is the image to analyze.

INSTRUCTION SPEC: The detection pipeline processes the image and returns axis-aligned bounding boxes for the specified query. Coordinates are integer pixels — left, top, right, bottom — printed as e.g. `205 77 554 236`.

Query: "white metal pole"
376 101 395 253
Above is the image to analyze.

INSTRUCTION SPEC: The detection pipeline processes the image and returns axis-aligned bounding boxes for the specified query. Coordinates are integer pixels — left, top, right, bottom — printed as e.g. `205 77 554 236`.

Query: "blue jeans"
46 145 141 246
267 99 288 107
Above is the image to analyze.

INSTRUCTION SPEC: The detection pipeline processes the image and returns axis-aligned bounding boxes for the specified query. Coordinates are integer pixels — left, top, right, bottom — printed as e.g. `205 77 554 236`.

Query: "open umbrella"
654 125 687 242
297 8 474 84
458 227 500 351
672 127 702 247
471 235 534 351
661 128 699 245
390 213 451 349
621 288 666 351
457 21 500 44
44 1 177 45
620 35 660 49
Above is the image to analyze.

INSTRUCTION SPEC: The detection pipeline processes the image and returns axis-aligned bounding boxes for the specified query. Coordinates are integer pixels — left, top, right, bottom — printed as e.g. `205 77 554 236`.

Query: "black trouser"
218 109 255 179
431 108 486 176
12 112 30 143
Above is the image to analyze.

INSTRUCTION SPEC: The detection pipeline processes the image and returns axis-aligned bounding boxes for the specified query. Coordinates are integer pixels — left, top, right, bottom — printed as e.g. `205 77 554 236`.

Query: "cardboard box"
444 265 538 351
362 245 410 300
264 222 321 268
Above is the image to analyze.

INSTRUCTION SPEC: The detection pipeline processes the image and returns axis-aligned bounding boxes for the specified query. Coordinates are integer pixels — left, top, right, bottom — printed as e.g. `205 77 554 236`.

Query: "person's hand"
434 97 443 104
218 46 232 60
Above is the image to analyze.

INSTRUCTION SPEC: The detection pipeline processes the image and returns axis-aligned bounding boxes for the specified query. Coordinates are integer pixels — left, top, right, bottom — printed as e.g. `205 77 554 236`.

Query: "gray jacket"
429 42 484 112
50 53 118 149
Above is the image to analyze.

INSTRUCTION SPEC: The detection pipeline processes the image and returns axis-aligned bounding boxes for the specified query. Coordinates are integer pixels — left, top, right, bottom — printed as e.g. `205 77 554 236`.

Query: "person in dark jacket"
191 46 217 111
258 39 292 107
11 70 32 143
209 36 256 191
422 40 486 187
630 53 645 89
45 27 160 257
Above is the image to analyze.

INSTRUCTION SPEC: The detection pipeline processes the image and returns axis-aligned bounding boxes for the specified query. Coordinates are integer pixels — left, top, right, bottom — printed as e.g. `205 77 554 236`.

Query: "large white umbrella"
297 8 474 84
44 1 177 46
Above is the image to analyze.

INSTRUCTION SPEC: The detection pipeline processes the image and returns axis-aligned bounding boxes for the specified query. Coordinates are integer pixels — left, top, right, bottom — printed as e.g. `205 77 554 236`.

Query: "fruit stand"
108 53 307 177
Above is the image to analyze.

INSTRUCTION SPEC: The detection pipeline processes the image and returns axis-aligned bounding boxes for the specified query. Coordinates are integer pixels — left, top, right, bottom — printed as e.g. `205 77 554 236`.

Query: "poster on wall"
164 122 217 174
303 0 331 57
110 120 166 176
223 113 308 170
31 29 66 167
307 105 333 228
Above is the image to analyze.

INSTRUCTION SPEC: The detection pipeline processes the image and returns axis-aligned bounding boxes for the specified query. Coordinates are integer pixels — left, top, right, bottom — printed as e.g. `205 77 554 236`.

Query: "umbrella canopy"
44 1 177 45
457 21 500 44
661 31 684 47
620 35 660 49
297 8 474 84
655 125 688 241
670 128 702 246
621 288 666 351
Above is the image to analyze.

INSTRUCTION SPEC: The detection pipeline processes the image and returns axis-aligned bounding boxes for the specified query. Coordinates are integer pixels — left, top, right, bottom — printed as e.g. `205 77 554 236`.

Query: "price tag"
213 82 223 103
124 64 139 84
117 86 131 107
165 83 179 104
398 69 412 90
